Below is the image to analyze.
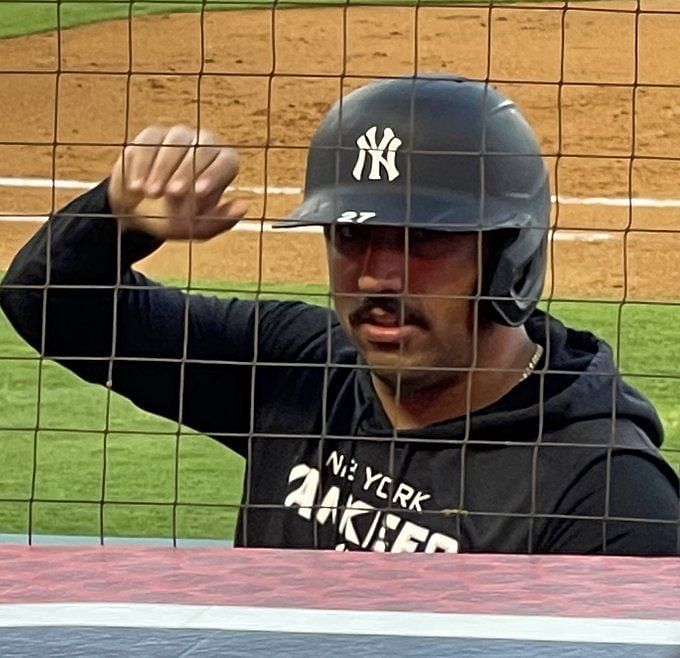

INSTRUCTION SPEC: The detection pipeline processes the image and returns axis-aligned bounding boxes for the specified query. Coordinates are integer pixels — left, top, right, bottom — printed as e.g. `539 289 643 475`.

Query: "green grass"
0 0 589 40
0 280 329 541
542 298 680 475
0 1 265 40
1 279 678 541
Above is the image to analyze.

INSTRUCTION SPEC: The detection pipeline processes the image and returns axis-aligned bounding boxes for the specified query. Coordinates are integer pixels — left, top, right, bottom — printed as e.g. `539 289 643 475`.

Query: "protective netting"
0 0 678 550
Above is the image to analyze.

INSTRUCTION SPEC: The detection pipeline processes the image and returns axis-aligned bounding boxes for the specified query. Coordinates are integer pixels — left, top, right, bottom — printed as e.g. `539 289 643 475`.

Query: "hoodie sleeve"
535 450 679 556
0 182 269 453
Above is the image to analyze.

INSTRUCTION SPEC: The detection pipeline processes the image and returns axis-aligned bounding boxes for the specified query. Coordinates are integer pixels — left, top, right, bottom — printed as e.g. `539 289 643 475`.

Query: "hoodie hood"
351 310 665 448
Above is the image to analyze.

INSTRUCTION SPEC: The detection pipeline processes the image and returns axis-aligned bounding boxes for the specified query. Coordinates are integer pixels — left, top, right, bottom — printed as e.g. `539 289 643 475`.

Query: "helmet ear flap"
480 229 548 327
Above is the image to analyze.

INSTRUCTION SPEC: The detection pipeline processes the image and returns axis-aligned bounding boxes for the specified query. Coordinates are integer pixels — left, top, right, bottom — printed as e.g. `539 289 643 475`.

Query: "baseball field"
0 0 679 541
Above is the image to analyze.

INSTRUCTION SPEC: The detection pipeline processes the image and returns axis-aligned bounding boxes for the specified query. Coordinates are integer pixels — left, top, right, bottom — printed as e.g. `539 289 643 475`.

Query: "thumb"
191 199 249 241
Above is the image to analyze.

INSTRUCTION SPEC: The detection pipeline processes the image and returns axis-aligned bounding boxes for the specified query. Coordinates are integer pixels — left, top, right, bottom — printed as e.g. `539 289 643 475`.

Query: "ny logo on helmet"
352 126 402 182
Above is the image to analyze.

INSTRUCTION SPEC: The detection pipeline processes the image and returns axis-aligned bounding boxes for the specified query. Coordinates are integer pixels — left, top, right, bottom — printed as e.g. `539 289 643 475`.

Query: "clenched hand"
108 125 248 240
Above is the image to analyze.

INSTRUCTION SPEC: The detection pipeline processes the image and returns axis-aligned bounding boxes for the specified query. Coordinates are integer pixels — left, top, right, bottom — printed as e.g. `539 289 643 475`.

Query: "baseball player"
1 76 678 554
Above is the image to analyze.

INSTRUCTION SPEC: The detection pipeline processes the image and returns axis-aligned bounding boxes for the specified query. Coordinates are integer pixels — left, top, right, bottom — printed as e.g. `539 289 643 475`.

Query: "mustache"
348 296 430 328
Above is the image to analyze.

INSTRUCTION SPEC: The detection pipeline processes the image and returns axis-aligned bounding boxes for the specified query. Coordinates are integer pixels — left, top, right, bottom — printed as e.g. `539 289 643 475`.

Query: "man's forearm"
0 179 163 368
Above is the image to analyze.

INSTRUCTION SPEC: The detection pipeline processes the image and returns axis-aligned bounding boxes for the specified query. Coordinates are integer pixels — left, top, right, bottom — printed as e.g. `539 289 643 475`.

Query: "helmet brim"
275 185 549 232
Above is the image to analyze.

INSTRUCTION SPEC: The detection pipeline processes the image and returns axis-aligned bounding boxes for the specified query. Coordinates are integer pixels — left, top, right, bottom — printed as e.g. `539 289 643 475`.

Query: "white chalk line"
0 215 612 242
3 176 680 208
3 175 678 242
0 176 301 196
1 603 679 645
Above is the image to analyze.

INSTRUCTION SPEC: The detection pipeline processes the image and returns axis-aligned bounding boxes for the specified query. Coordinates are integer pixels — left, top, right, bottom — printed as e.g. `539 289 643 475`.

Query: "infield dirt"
1 1 679 300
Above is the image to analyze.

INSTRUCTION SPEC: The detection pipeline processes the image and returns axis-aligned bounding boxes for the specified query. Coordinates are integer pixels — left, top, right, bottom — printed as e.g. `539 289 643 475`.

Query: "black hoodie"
1 182 678 555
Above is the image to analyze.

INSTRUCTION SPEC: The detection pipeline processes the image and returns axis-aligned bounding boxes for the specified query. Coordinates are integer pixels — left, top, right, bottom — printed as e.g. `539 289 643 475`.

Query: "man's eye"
407 229 435 254
408 228 436 243
334 225 368 248
337 225 359 241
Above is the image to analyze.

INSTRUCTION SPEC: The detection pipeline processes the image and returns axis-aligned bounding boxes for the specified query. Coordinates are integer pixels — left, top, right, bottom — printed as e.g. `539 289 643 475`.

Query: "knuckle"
197 128 217 146
124 142 151 163
194 182 213 199
195 144 220 163
166 181 189 198
133 124 166 145
214 148 239 174
223 147 240 167
165 124 197 144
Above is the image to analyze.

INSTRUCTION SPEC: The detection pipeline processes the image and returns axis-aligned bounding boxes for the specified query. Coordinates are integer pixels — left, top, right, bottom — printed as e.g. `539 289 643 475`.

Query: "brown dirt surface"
1 1 680 300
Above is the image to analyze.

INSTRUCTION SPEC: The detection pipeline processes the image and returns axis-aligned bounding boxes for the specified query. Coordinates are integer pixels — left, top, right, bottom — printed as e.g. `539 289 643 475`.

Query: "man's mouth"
350 300 428 344
366 307 402 327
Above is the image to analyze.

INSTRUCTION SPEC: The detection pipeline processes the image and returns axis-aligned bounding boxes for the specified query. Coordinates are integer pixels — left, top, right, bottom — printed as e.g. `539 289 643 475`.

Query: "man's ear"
478 230 508 302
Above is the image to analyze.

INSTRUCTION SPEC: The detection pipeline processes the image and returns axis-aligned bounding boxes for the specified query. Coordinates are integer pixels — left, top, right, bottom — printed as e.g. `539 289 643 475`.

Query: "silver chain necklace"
519 343 544 383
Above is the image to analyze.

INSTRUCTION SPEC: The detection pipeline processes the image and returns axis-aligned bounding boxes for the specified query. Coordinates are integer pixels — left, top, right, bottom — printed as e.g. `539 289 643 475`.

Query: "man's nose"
357 240 406 294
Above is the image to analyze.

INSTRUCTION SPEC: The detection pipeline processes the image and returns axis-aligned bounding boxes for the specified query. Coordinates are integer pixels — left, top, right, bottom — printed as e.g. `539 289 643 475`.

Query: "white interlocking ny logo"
352 126 402 182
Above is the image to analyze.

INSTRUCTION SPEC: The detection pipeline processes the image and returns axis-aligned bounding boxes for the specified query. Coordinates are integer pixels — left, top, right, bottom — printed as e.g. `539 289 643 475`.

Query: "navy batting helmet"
282 75 551 326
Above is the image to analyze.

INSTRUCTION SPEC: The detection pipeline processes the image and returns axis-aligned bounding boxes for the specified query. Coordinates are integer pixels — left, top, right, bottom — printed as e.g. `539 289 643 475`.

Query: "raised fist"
108 125 248 240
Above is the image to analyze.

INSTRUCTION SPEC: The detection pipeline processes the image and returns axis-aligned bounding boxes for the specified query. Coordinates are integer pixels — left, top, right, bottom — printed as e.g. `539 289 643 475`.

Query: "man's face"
326 224 481 393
